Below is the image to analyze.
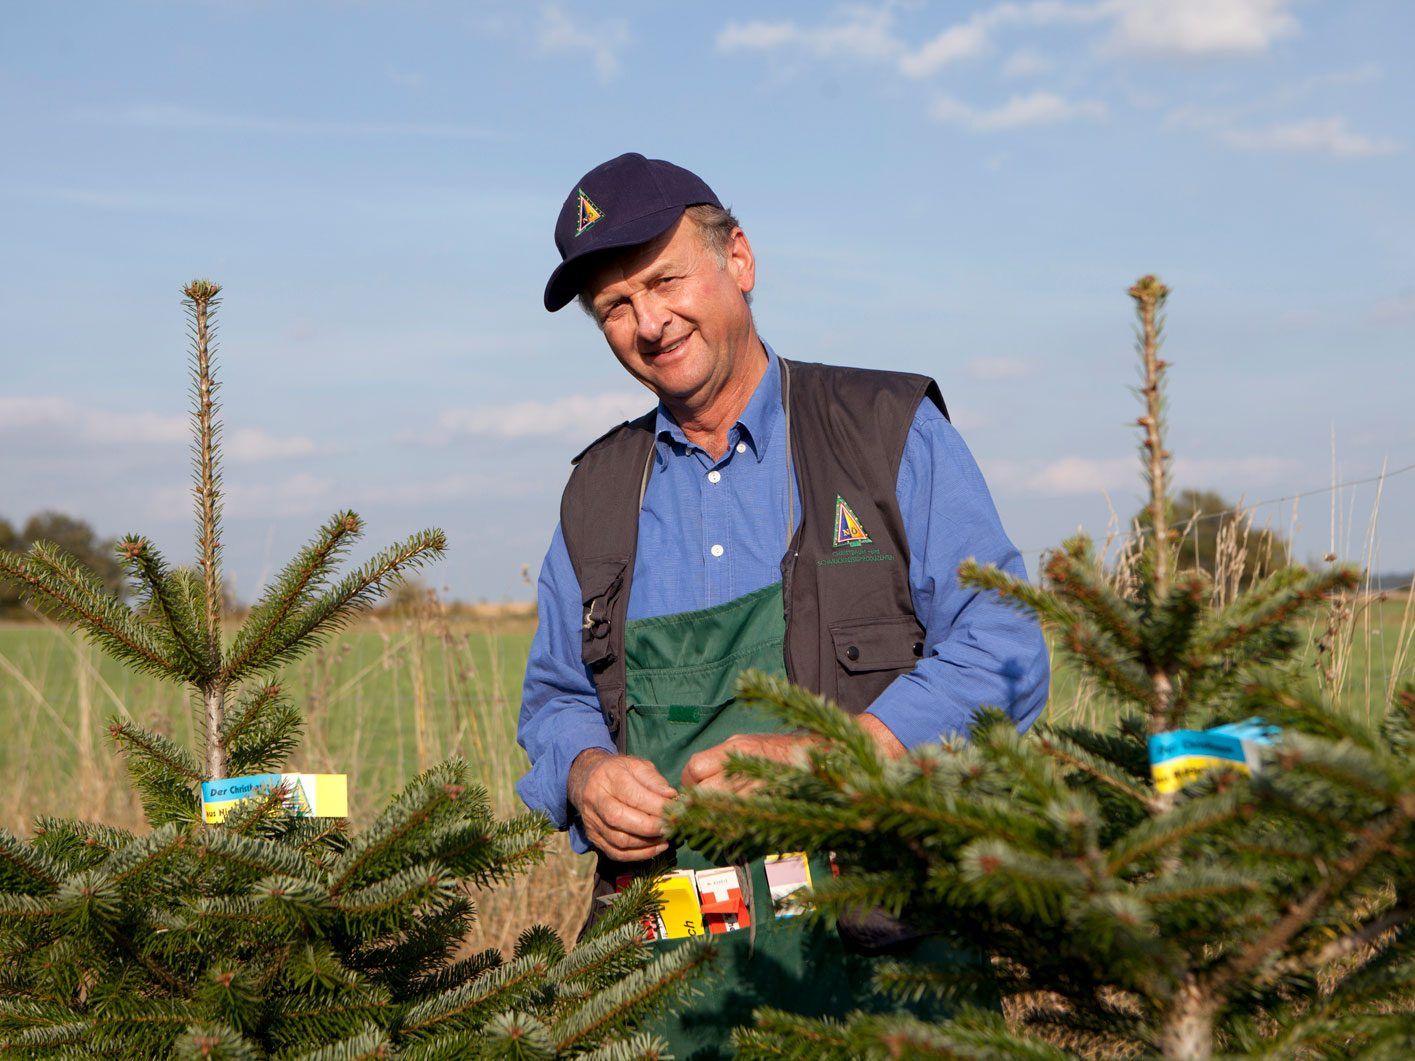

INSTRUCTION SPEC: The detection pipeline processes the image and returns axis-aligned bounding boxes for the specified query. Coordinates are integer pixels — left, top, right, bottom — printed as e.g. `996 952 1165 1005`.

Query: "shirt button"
707 470 721 484
710 544 725 558
736 442 747 454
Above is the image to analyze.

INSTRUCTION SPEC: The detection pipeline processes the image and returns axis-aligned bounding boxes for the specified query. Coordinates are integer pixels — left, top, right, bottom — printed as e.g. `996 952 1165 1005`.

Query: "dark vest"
560 356 948 741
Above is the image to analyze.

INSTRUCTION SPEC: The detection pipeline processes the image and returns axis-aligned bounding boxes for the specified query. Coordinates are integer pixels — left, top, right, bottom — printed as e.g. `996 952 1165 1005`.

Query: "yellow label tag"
1151 755 1252 795
201 773 348 824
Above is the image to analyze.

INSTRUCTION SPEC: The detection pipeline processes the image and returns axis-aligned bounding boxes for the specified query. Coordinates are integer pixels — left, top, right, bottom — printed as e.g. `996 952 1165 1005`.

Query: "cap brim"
543 204 691 312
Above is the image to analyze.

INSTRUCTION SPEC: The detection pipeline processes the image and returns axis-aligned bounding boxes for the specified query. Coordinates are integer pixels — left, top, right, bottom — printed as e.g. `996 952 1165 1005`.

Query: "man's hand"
568 748 677 862
682 715 907 795
681 733 814 795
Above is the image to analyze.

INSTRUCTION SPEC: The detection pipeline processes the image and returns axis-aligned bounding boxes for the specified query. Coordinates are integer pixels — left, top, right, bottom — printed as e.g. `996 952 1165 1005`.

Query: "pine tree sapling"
671 277 1414 1058
0 281 703 1057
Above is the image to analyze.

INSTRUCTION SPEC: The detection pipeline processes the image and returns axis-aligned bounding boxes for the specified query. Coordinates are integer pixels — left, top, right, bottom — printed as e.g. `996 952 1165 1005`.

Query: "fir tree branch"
273 1025 392 1061
400 954 549 1038
958 558 1077 629
117 535 215 681
0 833 64 895
578 1030 673 1061
221 512 364 685
1206 807 1412 998
3 545 178 677
1034 730 1159 811
732 1007 851 1058
328 769 466 896
1198 566 1358 658
109 719 202 784
1044 542 1145 651
1105 790 1246 875
1063 620 1153 706
549 941 712 1053
333 863 459 933
226 528 448 682
1284 903 1412 973
548 924 644 991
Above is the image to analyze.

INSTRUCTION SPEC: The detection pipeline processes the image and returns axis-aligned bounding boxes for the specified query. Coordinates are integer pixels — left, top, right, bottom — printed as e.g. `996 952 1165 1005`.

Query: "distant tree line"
0 511 126 618
1136 488 1294 587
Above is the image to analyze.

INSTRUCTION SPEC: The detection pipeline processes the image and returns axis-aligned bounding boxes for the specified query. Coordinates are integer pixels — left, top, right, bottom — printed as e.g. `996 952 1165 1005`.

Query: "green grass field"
0 613 536 833
2 591 1409 945
2 593 1409 830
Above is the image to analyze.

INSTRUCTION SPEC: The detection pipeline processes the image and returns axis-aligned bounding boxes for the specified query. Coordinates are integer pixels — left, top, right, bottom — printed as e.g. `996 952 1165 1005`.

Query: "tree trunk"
1161 979 1216 1060
204 683 226 780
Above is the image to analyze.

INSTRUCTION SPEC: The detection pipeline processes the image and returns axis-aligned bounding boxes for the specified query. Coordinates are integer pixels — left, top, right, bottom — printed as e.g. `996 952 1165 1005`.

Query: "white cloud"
719 3 1095 78
898 21 990 77
1370 290 1415 325
1101 0 1298 57
1002 48 1053 77
984 454 1298 497
931 91 1106 131
717 0 1303 84
966 357 1032 381
539 3 631 81
1222 117 1400 158
0 397 185 445
413 393 653 446
717 8 901 63
0 397 320 462
151 472 335 521
987 455 1134 495
225 427 322 461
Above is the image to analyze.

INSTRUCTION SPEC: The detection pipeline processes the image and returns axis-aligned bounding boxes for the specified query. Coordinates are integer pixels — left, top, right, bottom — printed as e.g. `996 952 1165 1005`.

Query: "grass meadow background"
2 581 1411 951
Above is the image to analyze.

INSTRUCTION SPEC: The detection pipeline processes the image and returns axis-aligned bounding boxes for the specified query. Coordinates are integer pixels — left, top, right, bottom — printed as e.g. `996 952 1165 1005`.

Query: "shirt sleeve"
865 402 1050 746
515 523 617 854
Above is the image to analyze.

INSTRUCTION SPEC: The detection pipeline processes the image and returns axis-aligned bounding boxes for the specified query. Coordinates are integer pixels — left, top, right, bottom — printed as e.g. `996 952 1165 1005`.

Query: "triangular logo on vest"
575 188 603 236
833 495 871 548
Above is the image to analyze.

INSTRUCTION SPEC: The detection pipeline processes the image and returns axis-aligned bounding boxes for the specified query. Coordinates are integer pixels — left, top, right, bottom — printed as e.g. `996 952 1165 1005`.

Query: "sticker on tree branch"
201 773 349 824
1148 719 1278 794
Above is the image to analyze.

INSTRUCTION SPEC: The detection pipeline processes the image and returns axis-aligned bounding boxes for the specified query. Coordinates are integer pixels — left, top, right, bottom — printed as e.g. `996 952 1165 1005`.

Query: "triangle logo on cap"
575 188 603 237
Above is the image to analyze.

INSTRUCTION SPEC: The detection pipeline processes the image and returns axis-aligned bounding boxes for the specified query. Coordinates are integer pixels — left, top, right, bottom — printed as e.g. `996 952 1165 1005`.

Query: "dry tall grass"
1036 490 1413 732
2 499 1410 957
0 594 592 954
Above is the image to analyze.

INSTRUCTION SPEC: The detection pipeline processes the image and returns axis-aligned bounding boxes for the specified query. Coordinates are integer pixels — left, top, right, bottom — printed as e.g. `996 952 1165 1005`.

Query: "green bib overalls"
622 582 982 1058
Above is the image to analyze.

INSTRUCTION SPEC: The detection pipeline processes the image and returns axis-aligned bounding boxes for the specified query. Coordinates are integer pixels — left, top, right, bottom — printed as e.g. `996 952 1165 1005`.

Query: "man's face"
584 215 757 408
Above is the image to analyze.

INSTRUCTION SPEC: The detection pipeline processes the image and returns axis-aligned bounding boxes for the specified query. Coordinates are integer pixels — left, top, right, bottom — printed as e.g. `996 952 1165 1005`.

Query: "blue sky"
2 1 1412 602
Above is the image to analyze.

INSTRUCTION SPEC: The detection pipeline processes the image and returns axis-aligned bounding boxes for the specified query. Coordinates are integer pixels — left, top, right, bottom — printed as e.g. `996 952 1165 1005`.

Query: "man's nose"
632 291 671 345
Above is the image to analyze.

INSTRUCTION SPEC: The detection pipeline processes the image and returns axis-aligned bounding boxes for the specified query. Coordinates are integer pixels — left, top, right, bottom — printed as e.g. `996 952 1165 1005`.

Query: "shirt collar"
653 341 782 465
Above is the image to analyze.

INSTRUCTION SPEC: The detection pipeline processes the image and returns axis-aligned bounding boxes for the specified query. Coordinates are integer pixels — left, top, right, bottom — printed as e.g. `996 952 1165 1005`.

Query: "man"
517 153 1048 1054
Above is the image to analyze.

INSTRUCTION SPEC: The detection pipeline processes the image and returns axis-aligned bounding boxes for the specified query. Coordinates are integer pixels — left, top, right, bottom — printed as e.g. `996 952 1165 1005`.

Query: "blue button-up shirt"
517 344 1048 852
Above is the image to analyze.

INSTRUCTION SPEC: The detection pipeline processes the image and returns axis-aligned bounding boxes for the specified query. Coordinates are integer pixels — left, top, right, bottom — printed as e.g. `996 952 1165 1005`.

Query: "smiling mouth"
646 335 690 358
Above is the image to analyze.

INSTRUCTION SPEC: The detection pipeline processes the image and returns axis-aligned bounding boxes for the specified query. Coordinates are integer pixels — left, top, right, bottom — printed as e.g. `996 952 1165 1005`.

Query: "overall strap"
561 412 657 746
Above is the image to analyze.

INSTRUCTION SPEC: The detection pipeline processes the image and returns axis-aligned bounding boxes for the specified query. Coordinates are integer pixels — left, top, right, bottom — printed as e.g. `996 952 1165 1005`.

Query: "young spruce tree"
673 276 1414 1058
0 281 705 1059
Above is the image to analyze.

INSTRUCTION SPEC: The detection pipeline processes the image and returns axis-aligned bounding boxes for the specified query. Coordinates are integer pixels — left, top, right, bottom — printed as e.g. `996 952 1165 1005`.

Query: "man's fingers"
594 798 666 841
690 770 759 796
681 746 727 787
624 756 677 798
590 768 674 821
587 817 672 858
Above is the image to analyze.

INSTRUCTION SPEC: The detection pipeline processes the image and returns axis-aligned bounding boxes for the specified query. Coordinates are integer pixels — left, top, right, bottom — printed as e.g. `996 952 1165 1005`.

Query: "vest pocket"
578 555 629 672
828 614 926 707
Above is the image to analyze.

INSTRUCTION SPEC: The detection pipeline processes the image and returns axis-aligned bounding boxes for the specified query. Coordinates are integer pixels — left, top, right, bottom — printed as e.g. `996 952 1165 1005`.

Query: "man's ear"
726 228 756 296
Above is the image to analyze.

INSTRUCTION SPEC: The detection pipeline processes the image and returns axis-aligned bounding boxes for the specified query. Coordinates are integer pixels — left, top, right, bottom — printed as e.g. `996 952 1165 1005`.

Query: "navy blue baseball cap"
543 152 722 312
